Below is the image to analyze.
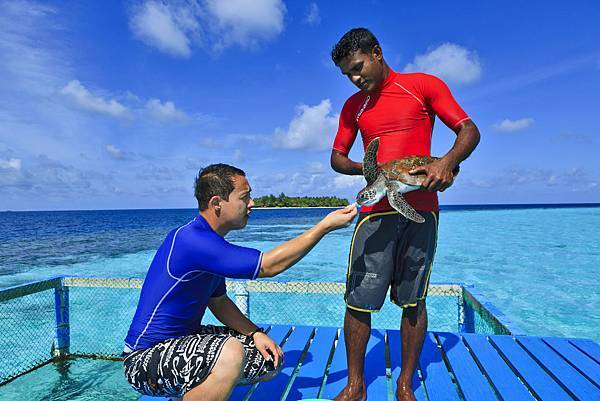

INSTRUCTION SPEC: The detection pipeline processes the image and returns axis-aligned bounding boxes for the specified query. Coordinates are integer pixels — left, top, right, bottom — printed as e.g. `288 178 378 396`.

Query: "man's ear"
372 45 383 61
209 196 222 213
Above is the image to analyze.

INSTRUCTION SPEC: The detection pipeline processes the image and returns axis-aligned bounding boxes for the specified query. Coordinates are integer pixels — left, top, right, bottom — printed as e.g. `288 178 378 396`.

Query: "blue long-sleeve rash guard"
124 214 262 351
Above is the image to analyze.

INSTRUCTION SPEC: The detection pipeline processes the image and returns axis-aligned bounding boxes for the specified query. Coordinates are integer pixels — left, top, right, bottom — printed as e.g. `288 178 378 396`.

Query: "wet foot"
333 384 367 401
396 380 416 401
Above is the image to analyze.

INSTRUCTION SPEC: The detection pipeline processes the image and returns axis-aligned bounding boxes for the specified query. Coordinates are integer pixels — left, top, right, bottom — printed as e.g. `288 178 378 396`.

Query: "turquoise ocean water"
0 205 598 342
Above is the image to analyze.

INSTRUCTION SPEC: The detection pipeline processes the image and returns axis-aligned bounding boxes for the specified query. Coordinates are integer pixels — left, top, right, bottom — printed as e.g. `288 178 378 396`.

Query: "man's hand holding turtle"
410 159 457 192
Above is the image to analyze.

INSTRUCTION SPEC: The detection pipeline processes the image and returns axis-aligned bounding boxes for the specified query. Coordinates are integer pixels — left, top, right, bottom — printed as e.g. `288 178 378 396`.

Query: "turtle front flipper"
363 137 380 184
385 180 425 223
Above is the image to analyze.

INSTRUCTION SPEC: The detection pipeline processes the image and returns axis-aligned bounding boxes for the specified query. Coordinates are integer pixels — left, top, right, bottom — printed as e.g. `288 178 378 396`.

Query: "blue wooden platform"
140 324 600 401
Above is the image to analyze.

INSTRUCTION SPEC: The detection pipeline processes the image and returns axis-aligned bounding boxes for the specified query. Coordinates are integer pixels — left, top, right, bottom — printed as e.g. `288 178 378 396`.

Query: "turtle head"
356 185 384 206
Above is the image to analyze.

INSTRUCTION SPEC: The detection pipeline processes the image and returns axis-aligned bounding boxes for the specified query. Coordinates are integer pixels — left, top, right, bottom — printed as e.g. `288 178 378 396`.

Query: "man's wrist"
248 327 264 339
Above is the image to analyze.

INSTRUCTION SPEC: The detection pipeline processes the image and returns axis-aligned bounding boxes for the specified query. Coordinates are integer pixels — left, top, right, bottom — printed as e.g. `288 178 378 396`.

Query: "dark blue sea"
0 204 599 341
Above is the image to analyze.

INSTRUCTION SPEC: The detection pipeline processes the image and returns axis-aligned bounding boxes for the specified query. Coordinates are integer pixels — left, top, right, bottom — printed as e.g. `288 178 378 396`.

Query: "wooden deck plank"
489 335 572 401
284 326 337 401
228 325 291 401
363 329 387 401
321 330 348 399
436 332 496 401
544 337 600 387
462 334 534 400
517 336 600 400
248 326 314 401
570 338 600 364
387 329 426 401
419 332 459 401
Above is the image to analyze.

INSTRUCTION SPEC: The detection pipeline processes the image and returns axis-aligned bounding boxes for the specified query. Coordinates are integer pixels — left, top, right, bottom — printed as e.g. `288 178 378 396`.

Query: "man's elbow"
330 151 343 173
257 258 276 278
458 120 481 147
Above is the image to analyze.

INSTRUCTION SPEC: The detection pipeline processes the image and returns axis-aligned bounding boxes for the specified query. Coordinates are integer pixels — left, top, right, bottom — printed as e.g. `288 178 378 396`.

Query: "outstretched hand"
410 160 456 192
253 332 284 368
322 203 358 232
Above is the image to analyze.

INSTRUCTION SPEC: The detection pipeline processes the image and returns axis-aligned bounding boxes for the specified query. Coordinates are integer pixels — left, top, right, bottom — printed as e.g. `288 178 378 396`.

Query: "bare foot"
333 384 367 401
396 380 416 401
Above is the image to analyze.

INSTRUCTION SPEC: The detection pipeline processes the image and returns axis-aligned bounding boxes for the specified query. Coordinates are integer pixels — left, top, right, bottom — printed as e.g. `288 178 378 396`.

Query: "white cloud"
146 98 188 122
128 0 285 56
60 80 129 118
333 175 365 189
303 3 320 25
129 1 197 57
106 144 124 160
305 161 324 174
199 137 224 149
493 118 534 132
273 99 338 150
233 149 243 162
205 0 286 50
0 158 22 171
404 43 482 85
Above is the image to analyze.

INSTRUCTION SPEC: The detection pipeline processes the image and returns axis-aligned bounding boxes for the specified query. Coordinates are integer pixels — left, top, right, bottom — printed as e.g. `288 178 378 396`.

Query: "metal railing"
0 276 522 386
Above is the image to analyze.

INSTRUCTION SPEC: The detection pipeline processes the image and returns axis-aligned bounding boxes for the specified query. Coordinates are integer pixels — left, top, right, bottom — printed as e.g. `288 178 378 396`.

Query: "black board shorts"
344 210 439 311
123 325 280 398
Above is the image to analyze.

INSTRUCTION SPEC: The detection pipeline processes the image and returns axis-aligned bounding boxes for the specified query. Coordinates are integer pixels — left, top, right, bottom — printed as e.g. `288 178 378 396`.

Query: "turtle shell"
380 156 459 186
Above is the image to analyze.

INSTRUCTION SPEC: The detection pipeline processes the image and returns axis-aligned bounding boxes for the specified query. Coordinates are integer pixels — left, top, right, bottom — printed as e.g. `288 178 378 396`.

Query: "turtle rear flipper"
385 181 425 223
363 138 380 184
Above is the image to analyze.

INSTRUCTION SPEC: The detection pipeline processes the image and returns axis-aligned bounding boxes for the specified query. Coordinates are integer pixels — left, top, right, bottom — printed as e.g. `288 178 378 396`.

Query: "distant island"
253 193 350 208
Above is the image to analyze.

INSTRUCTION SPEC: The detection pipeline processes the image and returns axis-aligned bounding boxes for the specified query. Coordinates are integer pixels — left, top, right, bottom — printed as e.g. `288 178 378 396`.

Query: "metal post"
52 281 70 358
458 293 466 332
460 299 475 333
234 281 250 317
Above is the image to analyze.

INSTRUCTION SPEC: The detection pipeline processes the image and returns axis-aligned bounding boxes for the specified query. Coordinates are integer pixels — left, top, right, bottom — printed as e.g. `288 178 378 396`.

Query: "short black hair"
331 28 380 65
194 163 246 211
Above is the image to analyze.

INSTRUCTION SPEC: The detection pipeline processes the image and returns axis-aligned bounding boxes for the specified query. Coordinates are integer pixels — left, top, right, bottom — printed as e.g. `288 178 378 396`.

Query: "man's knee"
214 338 245 379
346 307 372 323
402 300 427 318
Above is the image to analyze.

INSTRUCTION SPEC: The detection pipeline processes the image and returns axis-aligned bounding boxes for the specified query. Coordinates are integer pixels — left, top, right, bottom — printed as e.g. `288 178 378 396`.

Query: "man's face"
337 48 385 93
220 175 254 231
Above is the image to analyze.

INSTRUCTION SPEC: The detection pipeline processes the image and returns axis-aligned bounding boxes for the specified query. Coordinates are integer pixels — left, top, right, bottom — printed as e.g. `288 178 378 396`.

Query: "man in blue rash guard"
123 163 357 401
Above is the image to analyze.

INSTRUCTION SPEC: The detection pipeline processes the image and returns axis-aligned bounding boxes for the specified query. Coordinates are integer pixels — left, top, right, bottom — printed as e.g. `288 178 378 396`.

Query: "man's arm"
259 204 357 278
208 295 283 367
331 150 363 175
411 119 480 192
208 295 258 337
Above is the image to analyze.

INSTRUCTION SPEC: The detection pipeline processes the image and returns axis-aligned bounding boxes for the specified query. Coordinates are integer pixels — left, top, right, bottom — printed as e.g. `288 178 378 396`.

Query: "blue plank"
228 325 292 401
249 326 314 401
570 338 600 364
437 333 496 401
363 329 387 401
321 329 348 399
490 335 571 401
285 326 337 400
387 329 425 401
462 334 534 401
419 332 459 401
544 337 600 387
517 336 600 400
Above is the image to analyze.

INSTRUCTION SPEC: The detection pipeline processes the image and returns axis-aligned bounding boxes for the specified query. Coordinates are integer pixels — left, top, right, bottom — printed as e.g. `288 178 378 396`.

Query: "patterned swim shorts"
123 325 280 398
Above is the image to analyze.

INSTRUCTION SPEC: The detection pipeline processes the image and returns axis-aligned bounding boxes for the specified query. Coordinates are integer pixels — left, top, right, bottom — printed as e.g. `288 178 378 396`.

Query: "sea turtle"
356 137 458 223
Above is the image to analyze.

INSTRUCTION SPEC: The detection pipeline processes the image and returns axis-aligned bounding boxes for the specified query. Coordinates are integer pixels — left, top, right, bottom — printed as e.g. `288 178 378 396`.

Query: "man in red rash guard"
330 28 480 401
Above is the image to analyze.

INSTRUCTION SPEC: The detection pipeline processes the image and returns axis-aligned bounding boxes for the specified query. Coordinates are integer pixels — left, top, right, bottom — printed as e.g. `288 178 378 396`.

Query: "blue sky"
0 0 599 210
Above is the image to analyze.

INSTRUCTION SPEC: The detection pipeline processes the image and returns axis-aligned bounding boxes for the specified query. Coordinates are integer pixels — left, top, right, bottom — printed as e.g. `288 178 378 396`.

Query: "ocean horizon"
2 201 600 213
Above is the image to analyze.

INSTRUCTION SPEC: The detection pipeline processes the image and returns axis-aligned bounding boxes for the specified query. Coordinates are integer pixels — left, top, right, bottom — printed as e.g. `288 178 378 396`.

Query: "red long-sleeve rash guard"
333 70 470 213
